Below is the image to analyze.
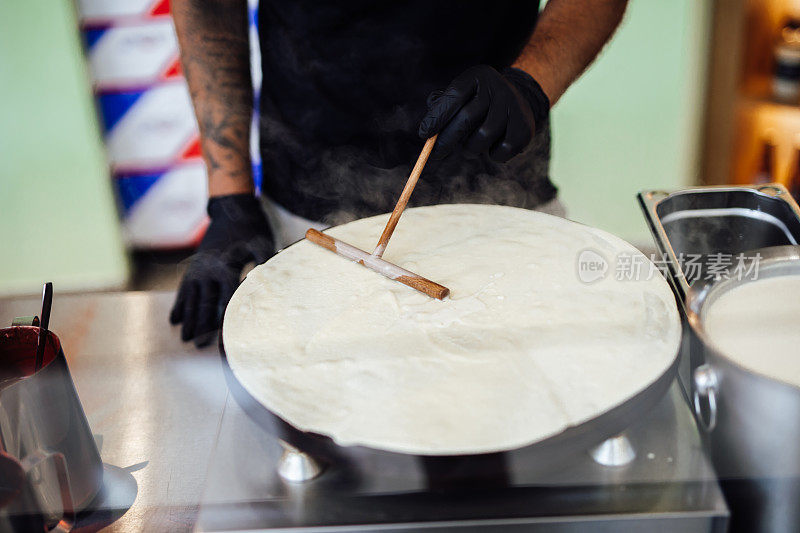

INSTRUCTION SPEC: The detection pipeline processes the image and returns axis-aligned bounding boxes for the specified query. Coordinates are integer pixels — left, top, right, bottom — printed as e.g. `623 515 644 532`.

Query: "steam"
258 98 556 227
254 2 554 225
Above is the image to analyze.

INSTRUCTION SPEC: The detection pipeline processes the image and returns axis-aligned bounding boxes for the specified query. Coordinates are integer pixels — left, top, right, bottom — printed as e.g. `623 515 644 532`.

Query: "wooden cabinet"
703 0 800 189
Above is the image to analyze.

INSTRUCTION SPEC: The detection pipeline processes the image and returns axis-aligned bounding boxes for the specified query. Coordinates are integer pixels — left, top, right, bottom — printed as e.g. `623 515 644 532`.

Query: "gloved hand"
419 65 550 162
170 193 274 346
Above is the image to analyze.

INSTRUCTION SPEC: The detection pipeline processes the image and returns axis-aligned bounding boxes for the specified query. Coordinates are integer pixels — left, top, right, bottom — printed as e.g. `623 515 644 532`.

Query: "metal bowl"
685 245 800 533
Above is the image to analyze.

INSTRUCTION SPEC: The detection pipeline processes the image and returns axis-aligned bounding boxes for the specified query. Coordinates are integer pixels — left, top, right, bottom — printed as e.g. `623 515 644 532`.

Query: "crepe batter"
223 204 681 455
704 276 800 387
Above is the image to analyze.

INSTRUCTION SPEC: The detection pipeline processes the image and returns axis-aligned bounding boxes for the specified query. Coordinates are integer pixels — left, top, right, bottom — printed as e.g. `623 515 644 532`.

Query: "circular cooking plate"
218 205 681 462
219 332 679 463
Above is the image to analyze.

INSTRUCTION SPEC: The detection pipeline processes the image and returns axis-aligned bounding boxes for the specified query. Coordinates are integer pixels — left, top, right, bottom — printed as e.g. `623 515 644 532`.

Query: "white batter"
223 204 680 455
704 276 800 387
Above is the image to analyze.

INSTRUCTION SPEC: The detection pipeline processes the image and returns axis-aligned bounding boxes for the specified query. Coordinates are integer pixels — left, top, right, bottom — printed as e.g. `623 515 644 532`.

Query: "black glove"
169 193 274 346
419 65 550 162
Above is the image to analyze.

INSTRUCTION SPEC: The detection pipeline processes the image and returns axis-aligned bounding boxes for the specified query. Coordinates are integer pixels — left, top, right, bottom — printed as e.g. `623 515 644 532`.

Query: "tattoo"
172 0 254 194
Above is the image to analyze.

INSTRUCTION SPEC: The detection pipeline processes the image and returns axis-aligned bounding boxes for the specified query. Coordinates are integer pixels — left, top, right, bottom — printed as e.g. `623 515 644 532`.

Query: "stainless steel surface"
692 364 719 432
638 184 800 401
196 383 728 532
0 291 229 532
639 187 800 532
0 325 103 514
0 290 728 532
686 247 800 476
277 441 325 483
589 433 636 466
685 246 800 532
638 184 800 301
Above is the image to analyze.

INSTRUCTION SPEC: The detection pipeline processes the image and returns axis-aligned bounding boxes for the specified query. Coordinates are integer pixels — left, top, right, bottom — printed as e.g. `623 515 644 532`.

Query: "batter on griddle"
223 204 680 455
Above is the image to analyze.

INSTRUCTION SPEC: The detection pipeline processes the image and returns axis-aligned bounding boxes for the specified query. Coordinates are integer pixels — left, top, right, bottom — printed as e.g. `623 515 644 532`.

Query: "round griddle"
219 208 681 477
219 328 679 474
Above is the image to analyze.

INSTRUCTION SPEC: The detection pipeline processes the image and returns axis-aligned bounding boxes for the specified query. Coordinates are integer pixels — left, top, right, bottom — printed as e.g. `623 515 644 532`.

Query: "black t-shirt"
257 0 556 225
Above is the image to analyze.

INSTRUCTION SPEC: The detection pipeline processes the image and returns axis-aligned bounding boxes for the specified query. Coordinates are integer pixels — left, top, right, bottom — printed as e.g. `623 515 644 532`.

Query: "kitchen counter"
0 291 227 532
0 290 728 532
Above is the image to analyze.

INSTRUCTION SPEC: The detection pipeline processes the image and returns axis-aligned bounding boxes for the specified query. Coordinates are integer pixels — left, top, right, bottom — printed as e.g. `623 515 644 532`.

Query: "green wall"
0 0 128 296
551 0 710 244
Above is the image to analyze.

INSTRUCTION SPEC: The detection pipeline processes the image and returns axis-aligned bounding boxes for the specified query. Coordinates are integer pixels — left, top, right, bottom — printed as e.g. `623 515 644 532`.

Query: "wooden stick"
372 135 437 258
306 229 450 300
304 135 449 300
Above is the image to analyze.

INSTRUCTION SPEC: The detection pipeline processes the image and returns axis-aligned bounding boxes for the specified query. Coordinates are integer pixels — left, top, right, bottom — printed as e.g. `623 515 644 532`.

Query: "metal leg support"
589 433 636 467
277 441 324 482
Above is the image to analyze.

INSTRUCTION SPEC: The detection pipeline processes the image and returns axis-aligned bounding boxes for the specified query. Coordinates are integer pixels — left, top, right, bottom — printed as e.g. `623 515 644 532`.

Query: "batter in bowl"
704 276 800 388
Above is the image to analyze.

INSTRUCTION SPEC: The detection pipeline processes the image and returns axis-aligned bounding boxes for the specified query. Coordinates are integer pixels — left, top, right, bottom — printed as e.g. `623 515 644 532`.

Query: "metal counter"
0 291 228 532
0 291 728 532
196 380 728 532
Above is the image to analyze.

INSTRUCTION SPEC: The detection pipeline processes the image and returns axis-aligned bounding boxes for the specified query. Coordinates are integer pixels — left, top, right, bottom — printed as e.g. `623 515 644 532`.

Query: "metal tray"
638 184 800 395
638 184 800 302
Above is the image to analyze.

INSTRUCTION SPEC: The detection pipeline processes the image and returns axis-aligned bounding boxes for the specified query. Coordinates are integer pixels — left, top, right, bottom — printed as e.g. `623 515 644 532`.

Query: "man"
170 0 628 346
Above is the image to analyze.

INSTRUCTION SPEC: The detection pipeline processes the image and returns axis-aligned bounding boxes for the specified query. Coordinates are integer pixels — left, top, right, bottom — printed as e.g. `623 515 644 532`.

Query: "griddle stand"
196 383 728 532
277 441 325 482
277 433 638 484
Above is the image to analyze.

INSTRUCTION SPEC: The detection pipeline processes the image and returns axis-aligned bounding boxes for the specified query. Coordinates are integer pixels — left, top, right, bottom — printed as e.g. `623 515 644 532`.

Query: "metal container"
639 184 800 388
686 246 800 533
638 184 800 302
0 325 103 518
638 184 800 532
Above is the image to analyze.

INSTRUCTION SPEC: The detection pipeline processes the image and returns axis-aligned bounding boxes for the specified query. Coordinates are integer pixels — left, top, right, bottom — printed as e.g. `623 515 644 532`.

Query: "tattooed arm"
171 0 253 196
169 1 275 347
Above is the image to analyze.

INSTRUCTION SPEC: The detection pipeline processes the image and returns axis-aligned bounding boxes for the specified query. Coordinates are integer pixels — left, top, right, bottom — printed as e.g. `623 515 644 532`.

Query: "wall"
0 0 128 296
0 0 712 297
550 0 711 244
